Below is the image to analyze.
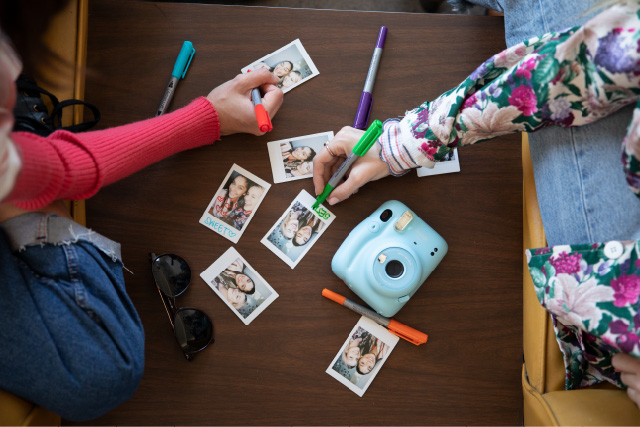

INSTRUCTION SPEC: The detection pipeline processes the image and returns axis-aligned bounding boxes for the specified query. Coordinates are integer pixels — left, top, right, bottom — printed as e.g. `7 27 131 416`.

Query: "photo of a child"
326 317 399 397
267 132 333 183
242 39 319 94
200 164 270 244
201 248 278 325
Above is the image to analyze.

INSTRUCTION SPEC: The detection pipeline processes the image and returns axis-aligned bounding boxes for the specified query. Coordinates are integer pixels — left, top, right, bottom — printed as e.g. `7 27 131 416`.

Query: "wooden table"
77 1 523 424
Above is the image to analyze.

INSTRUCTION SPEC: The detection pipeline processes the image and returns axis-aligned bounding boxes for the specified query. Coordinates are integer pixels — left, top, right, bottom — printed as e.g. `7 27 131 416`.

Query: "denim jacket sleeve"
379 1 640 184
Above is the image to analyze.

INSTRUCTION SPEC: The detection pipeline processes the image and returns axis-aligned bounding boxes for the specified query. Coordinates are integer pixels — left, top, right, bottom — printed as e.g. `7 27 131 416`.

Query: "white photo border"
200 247 279 325
199 164 271 244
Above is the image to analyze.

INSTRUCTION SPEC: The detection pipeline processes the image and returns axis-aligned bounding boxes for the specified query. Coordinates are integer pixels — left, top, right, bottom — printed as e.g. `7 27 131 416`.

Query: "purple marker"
353 26 387 130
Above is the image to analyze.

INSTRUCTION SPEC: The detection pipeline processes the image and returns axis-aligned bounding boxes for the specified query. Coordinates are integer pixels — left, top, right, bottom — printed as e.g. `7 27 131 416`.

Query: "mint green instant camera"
331 201 448 317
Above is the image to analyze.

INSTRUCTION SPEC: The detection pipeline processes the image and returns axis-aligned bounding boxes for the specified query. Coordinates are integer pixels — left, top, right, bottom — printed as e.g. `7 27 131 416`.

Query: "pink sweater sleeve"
6 97 220 209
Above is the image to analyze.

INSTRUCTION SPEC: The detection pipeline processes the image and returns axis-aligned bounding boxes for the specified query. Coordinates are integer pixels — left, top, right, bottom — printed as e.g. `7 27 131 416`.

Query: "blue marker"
156 41 195 116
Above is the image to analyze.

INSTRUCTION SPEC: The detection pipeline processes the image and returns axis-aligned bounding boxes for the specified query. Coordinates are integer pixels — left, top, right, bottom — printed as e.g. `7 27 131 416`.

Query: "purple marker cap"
376 26 388 48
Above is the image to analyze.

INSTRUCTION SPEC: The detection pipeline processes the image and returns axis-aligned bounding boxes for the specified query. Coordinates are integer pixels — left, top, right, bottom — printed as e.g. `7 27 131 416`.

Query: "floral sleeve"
380 1 640 179
526 239 640 390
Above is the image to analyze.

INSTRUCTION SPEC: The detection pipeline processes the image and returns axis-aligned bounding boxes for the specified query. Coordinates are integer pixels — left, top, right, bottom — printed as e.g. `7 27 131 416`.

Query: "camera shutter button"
397 295 410 303
368 222 380 233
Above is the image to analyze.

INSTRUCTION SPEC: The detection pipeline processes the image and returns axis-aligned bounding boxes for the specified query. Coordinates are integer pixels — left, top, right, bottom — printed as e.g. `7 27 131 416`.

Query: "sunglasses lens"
174 308 214 354
152 254 191 297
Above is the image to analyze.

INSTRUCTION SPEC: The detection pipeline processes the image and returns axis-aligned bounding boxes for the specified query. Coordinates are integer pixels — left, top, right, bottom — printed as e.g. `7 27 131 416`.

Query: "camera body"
331 200 447 317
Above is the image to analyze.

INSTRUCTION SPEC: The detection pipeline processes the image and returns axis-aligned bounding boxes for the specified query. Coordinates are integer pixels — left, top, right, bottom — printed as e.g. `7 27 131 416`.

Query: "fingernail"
328 197 338 205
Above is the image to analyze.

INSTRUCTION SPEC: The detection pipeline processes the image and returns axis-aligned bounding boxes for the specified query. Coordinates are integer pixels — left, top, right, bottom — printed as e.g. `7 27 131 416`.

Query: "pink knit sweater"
6 97 220 210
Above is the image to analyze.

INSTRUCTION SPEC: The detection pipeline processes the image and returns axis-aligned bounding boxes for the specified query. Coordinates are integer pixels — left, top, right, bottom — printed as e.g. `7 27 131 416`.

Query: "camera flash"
394 211 414 232
378 253 387 263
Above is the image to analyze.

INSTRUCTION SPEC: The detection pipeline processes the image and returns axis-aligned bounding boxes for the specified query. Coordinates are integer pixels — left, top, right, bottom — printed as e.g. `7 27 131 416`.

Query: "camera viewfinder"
380 209 392 222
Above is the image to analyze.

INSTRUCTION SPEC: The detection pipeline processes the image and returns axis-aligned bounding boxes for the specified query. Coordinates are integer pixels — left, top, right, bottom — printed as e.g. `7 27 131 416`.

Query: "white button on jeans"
604 241 624 259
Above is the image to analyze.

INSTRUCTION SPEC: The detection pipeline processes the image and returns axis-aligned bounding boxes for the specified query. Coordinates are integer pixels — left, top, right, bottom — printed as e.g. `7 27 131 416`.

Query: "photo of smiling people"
267 131 333 183
200 164 270 244
260 190 334 269
241 39 319 94
326 317 399 397
200 247 278 325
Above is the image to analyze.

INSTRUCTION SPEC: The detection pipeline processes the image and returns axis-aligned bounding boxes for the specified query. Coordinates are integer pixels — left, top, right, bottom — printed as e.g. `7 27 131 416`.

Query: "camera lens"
385 260 404 278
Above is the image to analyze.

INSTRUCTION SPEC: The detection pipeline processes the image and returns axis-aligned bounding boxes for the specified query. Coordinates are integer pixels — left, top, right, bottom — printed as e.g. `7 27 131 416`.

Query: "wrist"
377 119 416 176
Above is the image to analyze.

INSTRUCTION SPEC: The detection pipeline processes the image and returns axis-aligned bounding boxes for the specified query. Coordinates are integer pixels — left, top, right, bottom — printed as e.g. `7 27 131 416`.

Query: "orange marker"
322 288 428 346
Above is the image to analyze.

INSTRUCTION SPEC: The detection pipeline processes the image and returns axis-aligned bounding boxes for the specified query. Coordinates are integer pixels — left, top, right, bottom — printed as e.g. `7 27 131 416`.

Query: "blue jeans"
0 213 144 421
464 0 640 246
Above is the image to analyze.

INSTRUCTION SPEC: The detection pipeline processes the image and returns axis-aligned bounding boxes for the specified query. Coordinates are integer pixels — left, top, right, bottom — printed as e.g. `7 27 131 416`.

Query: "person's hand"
613 353 640 408
312 126 390 205
206 69 283 136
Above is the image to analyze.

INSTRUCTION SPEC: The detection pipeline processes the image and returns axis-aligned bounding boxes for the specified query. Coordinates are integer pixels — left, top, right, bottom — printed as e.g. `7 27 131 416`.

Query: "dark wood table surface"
75 0 523 424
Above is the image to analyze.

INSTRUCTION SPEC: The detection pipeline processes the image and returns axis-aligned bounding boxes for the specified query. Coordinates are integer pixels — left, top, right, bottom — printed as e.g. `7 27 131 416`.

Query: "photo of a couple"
260 190 334 269
326 317 399 397
267 132 332 183
242 39 319 93
266 201 324 262
209 171 264 231
200 248 278 325
331 326 389 385
200 164 270 244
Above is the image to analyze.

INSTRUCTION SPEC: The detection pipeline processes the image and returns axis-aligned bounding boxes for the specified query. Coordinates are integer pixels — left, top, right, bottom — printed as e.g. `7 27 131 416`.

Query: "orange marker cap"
387 319 428 345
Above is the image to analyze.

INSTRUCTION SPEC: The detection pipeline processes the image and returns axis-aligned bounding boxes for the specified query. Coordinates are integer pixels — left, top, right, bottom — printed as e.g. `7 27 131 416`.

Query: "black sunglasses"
149 253 214 361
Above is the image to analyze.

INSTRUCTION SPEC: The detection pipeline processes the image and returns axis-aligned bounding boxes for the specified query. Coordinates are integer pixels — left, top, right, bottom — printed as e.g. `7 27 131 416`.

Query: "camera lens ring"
372 247 420 294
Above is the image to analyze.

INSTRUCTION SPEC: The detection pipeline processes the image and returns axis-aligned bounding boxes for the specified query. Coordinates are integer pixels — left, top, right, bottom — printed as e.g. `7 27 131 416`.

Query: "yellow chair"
521 133 640 425
1 0 88 425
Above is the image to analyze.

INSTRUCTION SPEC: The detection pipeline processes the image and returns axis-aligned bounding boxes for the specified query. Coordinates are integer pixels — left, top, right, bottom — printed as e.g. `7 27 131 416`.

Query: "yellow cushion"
0 389 59 426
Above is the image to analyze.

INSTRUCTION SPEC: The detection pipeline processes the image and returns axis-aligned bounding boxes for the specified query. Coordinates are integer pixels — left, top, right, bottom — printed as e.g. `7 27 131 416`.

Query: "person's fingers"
312 127 361 194
326 167 371 205
261 85 284 117
628 388 640 409
312 153 341 195
236 69 279 91
621 372 640 389
613 353 640 372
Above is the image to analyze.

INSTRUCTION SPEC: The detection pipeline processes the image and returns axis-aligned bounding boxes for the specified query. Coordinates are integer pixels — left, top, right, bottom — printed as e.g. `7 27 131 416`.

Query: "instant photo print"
241 39 319 94
416 148 460 177
267 131 334 183
200 247 278 325
200 164 270 244
326 316 399 397
260 190 335 269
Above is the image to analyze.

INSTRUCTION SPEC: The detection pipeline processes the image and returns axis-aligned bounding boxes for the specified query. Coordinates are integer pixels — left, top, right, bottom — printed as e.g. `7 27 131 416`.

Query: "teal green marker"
312 120 383 208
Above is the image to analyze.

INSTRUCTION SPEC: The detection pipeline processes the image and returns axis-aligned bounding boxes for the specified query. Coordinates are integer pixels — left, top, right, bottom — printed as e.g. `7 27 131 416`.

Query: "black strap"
51 99 101 133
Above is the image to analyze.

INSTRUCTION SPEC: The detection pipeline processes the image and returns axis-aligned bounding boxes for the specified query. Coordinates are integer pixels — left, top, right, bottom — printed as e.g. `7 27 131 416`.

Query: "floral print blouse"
378 1 640 390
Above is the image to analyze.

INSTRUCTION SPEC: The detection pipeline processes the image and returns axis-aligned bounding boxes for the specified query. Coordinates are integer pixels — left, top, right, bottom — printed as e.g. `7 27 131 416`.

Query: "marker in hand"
251 87 273 132
246 69 273 133
312 120 383 208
